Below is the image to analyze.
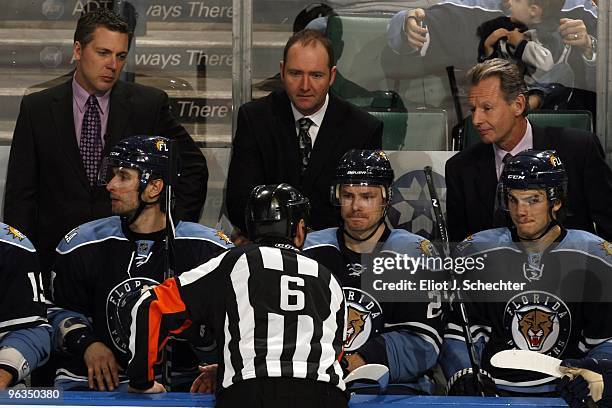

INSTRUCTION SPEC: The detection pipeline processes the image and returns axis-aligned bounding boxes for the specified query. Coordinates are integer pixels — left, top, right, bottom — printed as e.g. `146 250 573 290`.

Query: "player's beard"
344 210 383 238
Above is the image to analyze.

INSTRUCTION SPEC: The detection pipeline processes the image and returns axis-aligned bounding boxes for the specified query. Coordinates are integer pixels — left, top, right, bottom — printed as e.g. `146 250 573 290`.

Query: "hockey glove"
447 367 497 396
560 358 612 407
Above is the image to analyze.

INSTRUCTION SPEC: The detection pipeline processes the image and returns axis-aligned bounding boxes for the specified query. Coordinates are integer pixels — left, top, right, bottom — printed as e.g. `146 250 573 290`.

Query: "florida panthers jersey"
49 216 233 384
303 226 444 392
442 227 612 394
0 223 49 385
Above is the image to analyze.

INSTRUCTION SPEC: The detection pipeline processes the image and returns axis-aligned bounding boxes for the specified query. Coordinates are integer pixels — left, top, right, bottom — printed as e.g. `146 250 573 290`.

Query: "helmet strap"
121 188 161 226
515 204 559 242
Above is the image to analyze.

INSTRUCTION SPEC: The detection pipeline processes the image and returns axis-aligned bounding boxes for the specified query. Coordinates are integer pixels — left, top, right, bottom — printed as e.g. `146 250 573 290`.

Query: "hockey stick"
492 350 599 408
446 66 465 151
161 139 178 391
344 364 390 393
423 166 486 396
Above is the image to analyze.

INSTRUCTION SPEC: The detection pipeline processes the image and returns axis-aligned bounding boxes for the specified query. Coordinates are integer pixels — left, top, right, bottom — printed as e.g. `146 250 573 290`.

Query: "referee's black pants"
216 377 349 408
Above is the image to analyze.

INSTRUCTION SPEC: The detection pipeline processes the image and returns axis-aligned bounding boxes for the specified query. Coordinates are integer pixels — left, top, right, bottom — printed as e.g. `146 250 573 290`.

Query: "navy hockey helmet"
496 149 567 212
98 135 170 191
245 183 310 242
331 149 394 205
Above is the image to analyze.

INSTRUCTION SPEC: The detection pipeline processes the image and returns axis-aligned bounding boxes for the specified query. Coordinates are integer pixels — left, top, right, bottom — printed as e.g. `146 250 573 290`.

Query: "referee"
125 183 348 408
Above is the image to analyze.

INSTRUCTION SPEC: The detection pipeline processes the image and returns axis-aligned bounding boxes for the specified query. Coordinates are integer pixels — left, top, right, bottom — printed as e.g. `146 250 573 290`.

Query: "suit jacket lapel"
104 81 131 156
531 124 552 150
51 80 90 189
274 91 302 187
302 94 343 191
474 143 498 221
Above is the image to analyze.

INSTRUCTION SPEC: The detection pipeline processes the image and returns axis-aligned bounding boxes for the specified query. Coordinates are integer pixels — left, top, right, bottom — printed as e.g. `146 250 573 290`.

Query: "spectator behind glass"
476 0 592 109
385 0 597 116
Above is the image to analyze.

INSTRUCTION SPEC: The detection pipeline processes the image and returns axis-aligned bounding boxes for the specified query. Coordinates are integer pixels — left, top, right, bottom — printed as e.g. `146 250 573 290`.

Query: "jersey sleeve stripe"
0 316 48 331
178 251 228 287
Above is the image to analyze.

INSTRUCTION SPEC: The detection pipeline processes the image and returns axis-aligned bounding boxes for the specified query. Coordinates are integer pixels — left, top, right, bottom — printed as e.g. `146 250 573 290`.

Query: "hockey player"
124 183 348 408
303 149 444 394
441 149 612 396
49 135 233 391
0 225 49 389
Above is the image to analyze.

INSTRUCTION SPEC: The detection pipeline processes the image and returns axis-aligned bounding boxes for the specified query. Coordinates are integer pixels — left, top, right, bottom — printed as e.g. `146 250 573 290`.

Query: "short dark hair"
73 8 131 47
283 29 334 70
468 59 528 116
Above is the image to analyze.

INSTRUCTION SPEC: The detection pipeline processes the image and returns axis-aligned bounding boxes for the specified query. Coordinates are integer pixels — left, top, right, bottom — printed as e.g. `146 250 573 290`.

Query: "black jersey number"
280 275 305 311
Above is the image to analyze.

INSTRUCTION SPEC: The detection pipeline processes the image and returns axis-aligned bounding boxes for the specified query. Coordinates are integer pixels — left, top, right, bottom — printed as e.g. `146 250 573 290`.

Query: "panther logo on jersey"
343 287 383 352
346 306 370 348
5 225 25 241
106 277 159 353
516 308 555 351
215 230 231 245
503 291 571 357
418 239 434 257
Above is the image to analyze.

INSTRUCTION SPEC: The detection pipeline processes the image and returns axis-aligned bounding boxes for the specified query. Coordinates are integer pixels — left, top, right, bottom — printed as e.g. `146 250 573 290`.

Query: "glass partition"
0 0 609 232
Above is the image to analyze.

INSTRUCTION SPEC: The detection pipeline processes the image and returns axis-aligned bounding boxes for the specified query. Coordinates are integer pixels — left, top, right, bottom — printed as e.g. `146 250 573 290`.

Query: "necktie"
499 153 513 180
297 117 313 174
80 95 103 186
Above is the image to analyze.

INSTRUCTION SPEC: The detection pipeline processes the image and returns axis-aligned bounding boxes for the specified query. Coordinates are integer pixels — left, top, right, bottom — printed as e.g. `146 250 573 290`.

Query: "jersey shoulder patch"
454 228 516 256
0 223 35 252
303 228 340 251
56 216 126 254
555 229 612 265
383 229 437 257
175 222 234 249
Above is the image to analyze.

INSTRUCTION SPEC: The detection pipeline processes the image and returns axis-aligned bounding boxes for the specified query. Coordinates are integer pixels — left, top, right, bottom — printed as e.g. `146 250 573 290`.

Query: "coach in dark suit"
446 58 612 242
4 9 207 273
226 29 382 233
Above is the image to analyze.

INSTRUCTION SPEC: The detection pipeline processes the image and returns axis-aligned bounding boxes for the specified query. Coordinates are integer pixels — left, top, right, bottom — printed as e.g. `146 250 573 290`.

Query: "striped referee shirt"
126 242 346 392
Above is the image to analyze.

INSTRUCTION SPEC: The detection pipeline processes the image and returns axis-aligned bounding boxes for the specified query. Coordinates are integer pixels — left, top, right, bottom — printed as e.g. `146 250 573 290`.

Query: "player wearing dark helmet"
98 135 173 225
48 135 233 391
442 149 612 397
304 149 443 394
124 183 348 408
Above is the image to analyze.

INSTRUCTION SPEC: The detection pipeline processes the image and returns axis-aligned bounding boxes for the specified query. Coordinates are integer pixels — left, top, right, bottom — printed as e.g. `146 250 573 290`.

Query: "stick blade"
490 350 563 378
344 363 390 391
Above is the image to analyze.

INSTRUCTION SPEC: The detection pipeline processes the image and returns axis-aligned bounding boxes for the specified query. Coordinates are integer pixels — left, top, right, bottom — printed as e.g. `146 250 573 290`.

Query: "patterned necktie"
297 117 313 174
80 95 103 186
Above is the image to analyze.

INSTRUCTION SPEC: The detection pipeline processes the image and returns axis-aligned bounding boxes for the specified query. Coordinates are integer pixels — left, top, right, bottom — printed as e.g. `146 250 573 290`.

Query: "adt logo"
42 0 65 20
386 169 446 240
40 46 62 68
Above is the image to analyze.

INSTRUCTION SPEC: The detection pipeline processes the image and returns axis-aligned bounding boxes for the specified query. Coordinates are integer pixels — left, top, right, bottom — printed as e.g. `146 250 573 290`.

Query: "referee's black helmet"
245 183 310 242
